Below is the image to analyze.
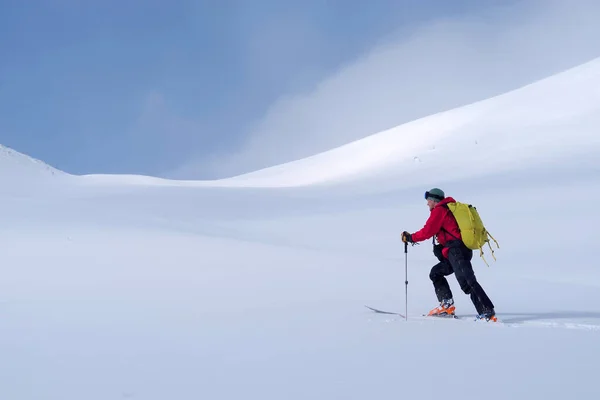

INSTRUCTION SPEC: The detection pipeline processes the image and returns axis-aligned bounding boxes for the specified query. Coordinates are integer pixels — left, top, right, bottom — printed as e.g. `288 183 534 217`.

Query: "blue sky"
1 0 599 179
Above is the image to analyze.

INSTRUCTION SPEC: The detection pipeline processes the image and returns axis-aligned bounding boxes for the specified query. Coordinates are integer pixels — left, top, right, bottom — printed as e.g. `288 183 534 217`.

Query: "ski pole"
404 241 408 320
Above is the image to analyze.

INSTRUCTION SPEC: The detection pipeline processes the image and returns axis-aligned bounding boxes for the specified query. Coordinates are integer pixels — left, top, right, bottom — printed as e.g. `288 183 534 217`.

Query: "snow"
1 58 600 399
81 57 600 189
0 144 69 190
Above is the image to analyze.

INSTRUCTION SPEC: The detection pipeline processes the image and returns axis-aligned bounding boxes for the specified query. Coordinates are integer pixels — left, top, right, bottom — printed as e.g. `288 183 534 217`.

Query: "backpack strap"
439 204 461 241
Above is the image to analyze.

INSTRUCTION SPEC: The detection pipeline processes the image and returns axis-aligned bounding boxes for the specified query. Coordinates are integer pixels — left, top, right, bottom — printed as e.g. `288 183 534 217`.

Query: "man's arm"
411 207 445 243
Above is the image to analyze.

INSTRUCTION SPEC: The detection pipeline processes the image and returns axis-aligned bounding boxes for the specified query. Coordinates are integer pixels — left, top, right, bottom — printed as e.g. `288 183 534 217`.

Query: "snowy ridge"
213 56 600 187
7 57 598 190
0 144 67 179
73 57 600 189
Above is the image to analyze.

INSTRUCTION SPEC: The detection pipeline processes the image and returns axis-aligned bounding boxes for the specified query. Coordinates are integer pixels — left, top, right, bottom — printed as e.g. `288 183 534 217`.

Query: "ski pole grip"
404 241 408 253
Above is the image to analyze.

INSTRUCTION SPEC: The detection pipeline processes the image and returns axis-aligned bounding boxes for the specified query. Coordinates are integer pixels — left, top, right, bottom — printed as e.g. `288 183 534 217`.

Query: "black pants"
430 240 494 314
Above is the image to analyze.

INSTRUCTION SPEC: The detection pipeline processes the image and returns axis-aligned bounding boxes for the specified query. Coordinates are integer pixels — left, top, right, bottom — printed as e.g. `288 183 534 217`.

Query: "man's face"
427 199 436 210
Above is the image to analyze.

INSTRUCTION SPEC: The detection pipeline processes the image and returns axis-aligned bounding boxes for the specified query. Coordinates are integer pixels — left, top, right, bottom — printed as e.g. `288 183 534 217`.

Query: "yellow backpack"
445 202 500 267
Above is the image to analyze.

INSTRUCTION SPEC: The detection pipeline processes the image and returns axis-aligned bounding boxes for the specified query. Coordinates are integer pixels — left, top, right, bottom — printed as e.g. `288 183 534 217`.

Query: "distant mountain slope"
3 57 599 191
0 144 66 181
206 56 600 188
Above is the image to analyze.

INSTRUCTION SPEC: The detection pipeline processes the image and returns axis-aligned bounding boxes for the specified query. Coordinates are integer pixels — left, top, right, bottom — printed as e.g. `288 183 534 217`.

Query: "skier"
401 188 497 322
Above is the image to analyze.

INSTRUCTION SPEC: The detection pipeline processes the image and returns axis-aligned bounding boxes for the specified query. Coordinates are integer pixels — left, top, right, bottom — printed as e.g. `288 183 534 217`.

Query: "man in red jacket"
402 188 497 322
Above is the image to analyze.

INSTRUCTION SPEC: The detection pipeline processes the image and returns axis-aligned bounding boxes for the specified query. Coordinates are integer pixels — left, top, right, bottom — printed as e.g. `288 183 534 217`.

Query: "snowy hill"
74 57 600 191
0 144 66 179
213 56 600 188
1 59 600 400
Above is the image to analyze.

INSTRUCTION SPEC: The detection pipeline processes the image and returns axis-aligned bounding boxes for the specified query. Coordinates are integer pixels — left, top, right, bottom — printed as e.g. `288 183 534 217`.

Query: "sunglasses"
425 191 444 201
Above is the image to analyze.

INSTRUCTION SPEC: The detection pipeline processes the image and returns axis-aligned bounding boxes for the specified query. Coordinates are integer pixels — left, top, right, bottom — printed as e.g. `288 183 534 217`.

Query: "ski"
366 305 502 323
422 313 460 319
420 313 503 323
366 305 461 320
366 305 468 320
365 305 406 318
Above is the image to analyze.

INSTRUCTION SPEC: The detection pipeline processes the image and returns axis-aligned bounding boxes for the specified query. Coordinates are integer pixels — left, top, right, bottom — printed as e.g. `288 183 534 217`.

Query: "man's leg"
429 260 454 302
447 243 495 314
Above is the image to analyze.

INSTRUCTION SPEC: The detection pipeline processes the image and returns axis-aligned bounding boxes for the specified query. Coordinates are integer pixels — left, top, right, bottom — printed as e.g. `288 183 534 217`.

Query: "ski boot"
475 310 498 322
427 299 456 317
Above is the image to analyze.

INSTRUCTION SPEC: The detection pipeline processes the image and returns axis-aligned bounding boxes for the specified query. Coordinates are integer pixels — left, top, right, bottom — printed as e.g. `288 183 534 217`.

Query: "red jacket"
411 197 461 258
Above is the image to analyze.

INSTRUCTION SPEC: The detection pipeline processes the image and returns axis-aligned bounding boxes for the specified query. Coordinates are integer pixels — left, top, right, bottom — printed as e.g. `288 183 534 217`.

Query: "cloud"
172 0 600 180
124 92 213 175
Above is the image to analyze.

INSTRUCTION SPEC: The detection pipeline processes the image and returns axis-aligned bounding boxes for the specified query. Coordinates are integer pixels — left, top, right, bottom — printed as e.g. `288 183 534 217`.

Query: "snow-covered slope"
80 57 600 189
15 57 598 192
0 144 66 179
1 59 600 400
0 144 72 200
214 56 600 187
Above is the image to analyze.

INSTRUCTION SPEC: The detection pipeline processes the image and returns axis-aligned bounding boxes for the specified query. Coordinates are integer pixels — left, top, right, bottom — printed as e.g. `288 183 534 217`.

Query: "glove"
402 231 413 243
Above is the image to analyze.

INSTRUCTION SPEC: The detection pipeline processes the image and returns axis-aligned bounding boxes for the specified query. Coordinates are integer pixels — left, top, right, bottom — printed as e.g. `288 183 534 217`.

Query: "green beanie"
425 188 445 201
